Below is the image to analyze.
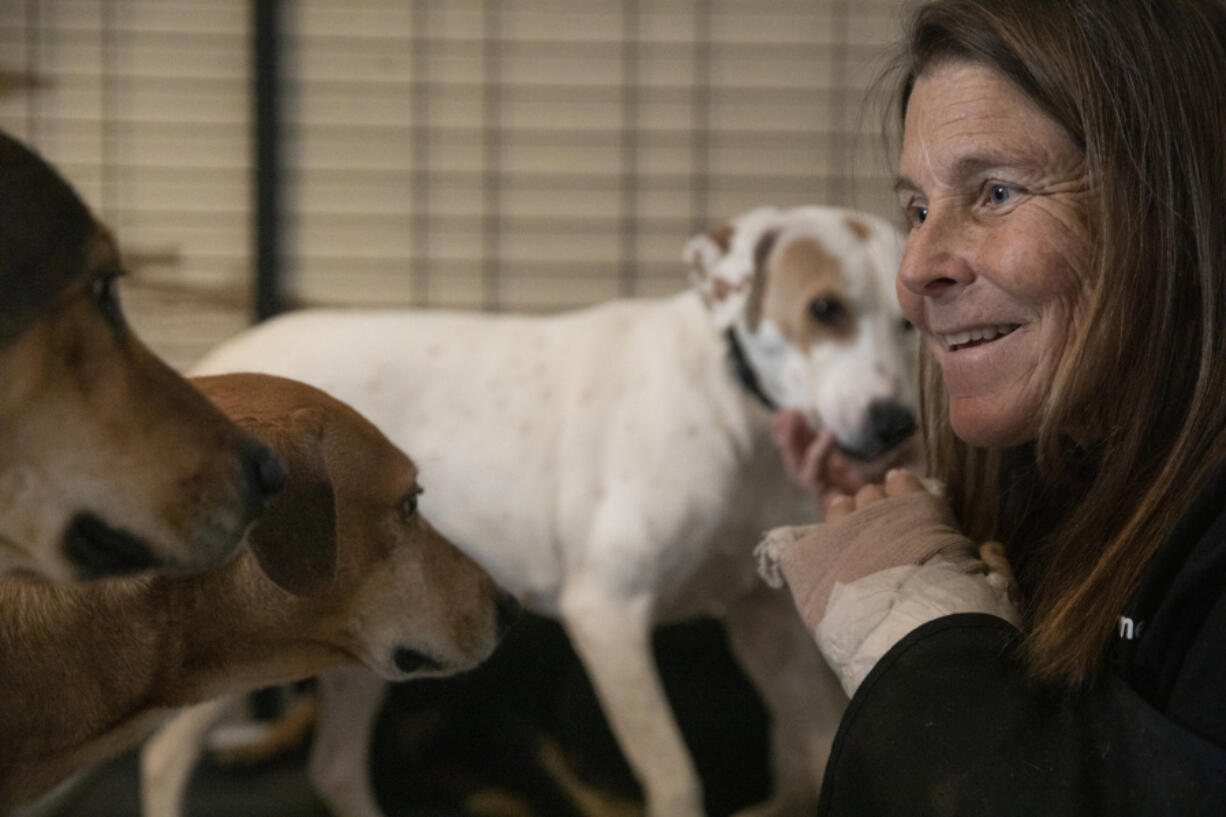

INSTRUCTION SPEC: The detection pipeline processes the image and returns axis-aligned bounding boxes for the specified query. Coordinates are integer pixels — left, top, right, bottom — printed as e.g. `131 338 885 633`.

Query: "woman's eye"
90 274 124 328
988 184 1015 205
905 204 928 227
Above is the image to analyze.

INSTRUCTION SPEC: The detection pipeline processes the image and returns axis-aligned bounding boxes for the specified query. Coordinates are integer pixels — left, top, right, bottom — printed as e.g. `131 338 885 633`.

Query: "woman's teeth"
940 324 1019 351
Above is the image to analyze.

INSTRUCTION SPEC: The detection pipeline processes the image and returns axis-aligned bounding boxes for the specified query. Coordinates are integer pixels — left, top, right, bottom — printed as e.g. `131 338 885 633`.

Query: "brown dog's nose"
238 439 285 525
245 440 286 499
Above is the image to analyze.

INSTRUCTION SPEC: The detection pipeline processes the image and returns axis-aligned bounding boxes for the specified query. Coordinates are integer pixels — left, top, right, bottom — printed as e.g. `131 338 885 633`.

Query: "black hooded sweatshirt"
817 469 1226 816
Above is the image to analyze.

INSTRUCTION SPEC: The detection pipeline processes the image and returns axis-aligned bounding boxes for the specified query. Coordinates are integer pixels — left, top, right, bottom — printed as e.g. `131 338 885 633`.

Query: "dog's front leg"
141 696 241 817
309 668 389 817
723 584 847 817
560 578 705 817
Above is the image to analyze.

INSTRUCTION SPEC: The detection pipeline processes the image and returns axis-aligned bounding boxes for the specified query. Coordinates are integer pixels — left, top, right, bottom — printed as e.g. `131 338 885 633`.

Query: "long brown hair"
888 0 1226 683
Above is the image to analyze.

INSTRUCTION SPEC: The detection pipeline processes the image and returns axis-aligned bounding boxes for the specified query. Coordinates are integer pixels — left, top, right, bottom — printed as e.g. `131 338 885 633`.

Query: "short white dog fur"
150 205 917 817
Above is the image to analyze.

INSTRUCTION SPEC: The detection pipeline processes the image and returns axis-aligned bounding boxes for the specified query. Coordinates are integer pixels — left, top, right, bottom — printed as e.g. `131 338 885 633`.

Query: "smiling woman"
760 1 1226 815
895 60 1092 448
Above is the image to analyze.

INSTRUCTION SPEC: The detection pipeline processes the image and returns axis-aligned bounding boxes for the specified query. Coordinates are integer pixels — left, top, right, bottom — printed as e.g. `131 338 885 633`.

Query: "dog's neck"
724 326 778 412
0 559 355 808
0 575 172 805
169 557 353 698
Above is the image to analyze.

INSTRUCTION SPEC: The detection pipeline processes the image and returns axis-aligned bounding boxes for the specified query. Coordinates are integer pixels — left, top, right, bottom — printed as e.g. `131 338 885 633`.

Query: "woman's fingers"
770 410 813 484
884 468 926 498
800 430 835 489
824 469 928 522
854 483 887 508
825 494 854 521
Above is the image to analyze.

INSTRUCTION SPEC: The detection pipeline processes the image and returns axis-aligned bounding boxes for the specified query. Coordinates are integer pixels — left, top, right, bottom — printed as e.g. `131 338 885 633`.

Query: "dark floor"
36 746 331 817
30 615 771 817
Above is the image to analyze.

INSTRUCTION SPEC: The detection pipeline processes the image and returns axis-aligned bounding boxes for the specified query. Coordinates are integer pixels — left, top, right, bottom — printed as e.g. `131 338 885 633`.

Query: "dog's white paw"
754 525 809 589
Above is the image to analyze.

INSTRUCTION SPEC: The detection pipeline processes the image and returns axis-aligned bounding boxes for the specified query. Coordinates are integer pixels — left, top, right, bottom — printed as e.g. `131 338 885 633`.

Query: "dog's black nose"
245 440 286 498
495 592 522 637
393 647 442 675
867 400 917 454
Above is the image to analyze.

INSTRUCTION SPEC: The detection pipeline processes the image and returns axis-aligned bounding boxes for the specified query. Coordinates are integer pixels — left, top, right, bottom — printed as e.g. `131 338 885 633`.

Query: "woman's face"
896 60 1093 447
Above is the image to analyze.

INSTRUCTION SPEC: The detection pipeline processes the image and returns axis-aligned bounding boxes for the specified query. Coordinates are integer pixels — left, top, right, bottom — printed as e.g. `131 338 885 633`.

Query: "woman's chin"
948 397 1038 449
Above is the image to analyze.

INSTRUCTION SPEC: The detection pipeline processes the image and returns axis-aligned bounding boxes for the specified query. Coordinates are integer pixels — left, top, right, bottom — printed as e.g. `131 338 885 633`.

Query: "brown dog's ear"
0 131 97 342
744 228 779 333
246 408 338 597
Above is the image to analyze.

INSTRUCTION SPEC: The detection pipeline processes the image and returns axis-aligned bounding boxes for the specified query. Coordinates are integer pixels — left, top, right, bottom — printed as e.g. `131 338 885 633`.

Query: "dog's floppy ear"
682 223 734 285
246 408 338 597
683 206 780 330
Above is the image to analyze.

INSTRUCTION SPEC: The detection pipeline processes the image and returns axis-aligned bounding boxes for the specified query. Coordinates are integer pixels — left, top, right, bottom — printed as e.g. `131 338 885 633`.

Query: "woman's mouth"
938 324 1020 352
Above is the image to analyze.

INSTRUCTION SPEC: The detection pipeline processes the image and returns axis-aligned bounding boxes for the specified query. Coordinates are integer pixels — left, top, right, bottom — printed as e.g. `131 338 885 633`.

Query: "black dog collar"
724 327 778 412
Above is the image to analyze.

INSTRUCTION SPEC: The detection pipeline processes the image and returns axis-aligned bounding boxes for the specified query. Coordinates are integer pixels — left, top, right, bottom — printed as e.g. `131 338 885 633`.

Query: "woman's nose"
897 213 975 299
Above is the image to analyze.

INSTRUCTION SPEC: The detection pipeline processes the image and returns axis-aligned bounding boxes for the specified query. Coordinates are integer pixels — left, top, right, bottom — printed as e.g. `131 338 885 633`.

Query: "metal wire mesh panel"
289 0 909 312
0 0 909 370
0 0 251 370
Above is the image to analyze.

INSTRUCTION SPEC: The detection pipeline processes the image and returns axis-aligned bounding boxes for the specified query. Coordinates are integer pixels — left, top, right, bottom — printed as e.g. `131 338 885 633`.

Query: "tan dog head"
194 373 518 681
0 131 282 581
685 205 919 461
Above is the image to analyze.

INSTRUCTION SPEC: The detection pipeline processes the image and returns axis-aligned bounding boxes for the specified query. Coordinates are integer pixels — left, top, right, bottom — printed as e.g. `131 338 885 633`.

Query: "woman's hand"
770 409 922 509
756 469 1018 696
757 469 968 621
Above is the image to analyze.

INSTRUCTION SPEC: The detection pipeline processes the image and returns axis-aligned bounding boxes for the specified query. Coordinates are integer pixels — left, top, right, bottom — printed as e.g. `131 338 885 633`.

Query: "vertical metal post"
690 0 711 235
618 0 640 298
100 0 117 224
253 0 283 321
828 0 849 206
24 0 40 143
409 0 431 307
481 0 502 312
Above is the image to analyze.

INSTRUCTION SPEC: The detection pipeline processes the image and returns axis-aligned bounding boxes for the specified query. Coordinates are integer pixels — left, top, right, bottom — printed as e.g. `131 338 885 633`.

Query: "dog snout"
495 591 522 637
866 399 917 455
240 438 285 515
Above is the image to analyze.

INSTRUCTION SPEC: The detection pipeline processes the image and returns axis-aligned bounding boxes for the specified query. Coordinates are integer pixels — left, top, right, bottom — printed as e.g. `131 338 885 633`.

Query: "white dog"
145 205 917 817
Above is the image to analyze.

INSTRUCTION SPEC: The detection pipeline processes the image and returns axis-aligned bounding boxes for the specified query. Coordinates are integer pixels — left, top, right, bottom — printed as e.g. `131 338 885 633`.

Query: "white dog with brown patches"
157 205 917 817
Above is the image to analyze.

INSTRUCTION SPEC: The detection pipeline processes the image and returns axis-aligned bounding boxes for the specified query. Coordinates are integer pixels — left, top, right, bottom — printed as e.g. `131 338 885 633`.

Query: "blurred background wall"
0 0 908 372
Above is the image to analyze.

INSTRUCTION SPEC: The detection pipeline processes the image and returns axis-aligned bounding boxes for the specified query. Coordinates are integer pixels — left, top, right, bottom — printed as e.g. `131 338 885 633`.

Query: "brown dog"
0 373 519 809
0 130 281 581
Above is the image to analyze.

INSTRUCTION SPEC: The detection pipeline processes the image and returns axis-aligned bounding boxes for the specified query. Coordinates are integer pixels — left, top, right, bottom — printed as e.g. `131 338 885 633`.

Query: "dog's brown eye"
399 489 422 521
900 318 915 333
90 274 125 328
809 297 847 327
